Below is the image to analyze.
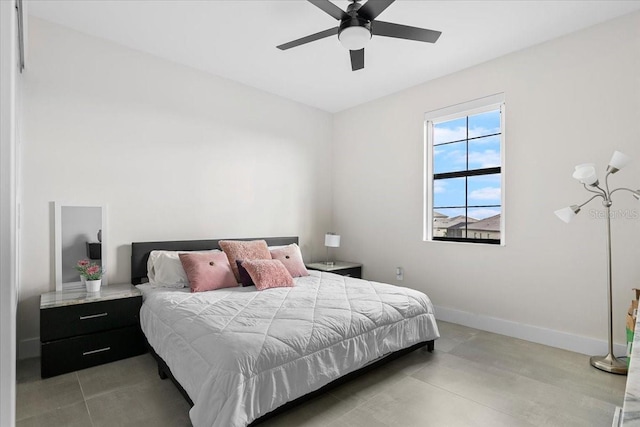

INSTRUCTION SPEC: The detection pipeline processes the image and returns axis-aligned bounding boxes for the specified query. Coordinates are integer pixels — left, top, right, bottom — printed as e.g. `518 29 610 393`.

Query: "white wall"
19 11 640 359
18 17 333 355
333 12 640 354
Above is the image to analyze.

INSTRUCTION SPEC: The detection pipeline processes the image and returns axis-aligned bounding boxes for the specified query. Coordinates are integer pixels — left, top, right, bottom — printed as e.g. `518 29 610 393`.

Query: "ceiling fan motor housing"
339 16 371 34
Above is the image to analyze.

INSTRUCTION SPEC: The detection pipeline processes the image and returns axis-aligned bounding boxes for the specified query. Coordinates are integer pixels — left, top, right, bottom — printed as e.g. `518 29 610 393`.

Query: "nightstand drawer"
40 296 142 342
41 325 146 378
306 262 363 279
335 267 362 278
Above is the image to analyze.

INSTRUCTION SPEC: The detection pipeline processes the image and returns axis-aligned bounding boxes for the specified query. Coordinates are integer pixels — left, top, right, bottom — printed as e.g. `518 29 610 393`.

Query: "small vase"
86 279 101 293
80 276 86 286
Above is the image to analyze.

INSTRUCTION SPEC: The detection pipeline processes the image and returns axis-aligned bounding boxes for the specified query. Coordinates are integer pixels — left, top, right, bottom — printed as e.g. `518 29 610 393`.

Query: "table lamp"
324 233 341 266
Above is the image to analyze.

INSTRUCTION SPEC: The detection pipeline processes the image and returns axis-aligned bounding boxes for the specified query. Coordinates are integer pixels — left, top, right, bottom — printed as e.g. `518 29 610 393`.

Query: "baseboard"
18 337 40 360
434 305 627 357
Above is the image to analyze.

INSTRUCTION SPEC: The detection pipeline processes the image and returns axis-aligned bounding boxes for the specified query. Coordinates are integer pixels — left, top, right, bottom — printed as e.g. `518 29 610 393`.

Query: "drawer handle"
83 347 111 356
79 312 108 320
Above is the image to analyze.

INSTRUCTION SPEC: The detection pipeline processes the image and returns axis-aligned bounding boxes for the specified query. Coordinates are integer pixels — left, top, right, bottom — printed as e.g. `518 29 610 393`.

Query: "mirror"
54 203 107 291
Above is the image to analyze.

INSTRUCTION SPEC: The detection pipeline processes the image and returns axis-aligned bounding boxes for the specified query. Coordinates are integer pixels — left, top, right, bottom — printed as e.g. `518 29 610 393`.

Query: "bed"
131 237 439 427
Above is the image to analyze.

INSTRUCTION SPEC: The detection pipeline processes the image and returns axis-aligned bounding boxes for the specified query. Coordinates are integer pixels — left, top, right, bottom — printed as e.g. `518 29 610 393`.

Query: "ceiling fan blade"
357 0 395 21
277 27 338 50
308 0 347 20
350 49 364 71
372 20 441 43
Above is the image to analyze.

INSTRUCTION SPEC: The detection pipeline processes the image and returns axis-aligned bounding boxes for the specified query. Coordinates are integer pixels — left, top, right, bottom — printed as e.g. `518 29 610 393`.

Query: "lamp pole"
589 200 627 374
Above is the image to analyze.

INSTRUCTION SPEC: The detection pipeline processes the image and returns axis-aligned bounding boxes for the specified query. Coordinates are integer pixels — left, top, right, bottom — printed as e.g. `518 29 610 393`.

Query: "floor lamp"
555 151 640 375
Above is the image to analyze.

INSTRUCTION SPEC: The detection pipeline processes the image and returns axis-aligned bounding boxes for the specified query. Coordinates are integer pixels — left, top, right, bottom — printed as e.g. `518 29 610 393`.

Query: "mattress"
138 270 439 427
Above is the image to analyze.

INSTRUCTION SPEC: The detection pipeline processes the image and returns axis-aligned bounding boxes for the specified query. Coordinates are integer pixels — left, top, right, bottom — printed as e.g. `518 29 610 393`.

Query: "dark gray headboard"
130 236 299 285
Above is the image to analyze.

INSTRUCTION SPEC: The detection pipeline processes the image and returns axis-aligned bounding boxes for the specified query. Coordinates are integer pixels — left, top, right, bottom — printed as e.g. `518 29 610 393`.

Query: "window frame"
423 93 506 246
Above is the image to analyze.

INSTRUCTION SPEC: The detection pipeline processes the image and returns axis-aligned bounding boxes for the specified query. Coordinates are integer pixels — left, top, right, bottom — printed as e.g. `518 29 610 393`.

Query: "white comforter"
138 270 439 427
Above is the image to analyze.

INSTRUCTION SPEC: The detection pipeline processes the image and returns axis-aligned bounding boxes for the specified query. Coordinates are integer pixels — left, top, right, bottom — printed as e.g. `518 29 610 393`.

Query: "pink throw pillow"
269 244 309 278
241 259 294 291
179 252 237 292
219 240 272 282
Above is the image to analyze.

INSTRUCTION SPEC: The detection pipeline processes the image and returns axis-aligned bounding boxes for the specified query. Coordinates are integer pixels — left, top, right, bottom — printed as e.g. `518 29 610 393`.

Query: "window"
424 94 505 245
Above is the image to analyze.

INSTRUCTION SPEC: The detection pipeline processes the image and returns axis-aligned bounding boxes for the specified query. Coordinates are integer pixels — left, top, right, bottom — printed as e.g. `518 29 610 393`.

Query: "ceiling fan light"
339 26 371 50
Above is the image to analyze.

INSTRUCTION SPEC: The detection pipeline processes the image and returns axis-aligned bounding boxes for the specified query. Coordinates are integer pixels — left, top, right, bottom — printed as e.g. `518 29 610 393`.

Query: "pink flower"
76 259 102 279
75 259 91 274
86 265 100 275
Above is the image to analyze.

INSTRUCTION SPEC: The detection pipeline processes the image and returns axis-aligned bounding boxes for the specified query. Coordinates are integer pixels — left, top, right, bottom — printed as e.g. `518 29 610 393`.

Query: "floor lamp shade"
572 164 598 185
554 206 578 223
609 151 632 172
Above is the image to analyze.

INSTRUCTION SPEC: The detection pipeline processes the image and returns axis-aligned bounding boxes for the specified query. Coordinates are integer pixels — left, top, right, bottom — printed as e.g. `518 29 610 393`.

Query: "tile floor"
16 321 627 426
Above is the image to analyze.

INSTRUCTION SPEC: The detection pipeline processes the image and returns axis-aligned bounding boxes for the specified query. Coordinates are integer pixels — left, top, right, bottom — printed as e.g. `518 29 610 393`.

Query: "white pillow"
147 249 220 287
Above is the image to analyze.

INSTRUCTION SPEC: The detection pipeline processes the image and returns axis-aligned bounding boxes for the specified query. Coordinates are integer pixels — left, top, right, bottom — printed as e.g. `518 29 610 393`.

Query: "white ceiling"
27 0 640 113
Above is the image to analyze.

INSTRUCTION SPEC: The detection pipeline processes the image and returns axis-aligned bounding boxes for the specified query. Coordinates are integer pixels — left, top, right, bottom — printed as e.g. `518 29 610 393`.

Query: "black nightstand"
306 261 363 279
40 284 146 378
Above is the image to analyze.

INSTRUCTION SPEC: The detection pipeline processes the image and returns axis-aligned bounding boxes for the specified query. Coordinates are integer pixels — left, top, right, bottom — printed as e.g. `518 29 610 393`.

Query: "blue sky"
432 110 501 220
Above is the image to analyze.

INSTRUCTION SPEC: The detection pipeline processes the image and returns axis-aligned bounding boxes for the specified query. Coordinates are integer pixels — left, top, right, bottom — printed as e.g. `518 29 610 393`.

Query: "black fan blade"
350 49 364 71
277 27 338 50
308 0 347 20
357 0 395 21
372 20 441 43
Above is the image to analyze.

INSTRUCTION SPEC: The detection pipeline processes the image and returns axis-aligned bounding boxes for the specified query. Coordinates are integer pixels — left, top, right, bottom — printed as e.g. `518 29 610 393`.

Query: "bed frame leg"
427 340 435 352
158 364 168 380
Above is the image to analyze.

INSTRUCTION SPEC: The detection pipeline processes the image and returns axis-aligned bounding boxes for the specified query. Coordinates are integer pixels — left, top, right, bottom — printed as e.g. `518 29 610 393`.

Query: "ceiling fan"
277 0 442 71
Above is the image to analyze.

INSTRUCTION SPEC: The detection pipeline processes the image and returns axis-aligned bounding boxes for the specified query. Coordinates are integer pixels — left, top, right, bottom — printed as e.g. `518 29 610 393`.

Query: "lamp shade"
608 151 631 172
554 205 580 223
339 26 371 50
324 233 341 248
572 163 598 185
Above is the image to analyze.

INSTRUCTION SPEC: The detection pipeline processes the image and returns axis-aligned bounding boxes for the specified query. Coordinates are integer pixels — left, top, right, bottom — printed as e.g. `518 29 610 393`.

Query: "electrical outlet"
396 267 403 281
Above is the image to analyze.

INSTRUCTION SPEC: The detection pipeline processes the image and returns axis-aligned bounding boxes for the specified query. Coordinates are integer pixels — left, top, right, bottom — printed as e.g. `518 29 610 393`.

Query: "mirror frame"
54 202 107 291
